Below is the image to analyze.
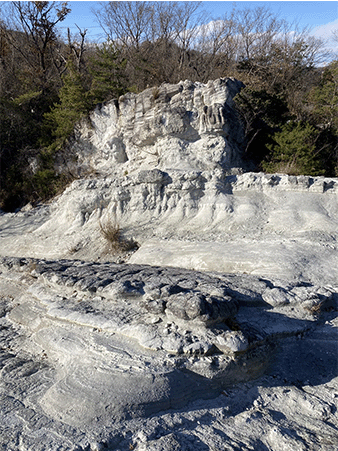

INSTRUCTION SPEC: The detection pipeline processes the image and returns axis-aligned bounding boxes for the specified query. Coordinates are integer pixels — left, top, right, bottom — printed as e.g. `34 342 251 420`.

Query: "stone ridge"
1 256 336 357
70 78 246 176
228 172 338 193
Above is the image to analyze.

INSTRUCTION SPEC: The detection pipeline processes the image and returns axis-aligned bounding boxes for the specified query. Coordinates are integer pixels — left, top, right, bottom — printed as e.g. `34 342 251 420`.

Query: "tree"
234 88 289 167
305 61 338 175
88 41 127 104
0 92 62 211
262 121 326 176
306 61 338 129
4 1 71 92
194 15 237 81
45 61 89 143
95 1 205 88
234 17 325 93
234 6 284 67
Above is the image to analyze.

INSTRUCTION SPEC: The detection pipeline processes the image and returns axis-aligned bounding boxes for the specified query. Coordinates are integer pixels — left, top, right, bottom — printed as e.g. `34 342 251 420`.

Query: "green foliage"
0 143 67 212
0 97 36 153
306 61 338 129
235 88 289 128
45 63 89 144
30 169 59 200
0 91 58 211
0 90 56 151
88 41 127 105
262 121 325 176
234 88 289 166
13 91 42 106
313 127 338 176
235 86 337 177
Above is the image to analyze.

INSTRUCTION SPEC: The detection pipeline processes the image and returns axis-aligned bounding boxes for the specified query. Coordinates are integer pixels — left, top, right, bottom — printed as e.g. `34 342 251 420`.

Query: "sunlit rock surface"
71 78 245 175
0 79 337 450
0 256 337 450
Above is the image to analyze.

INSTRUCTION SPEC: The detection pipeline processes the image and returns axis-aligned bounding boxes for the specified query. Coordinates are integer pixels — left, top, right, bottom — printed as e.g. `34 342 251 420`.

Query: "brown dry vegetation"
99 220 139 253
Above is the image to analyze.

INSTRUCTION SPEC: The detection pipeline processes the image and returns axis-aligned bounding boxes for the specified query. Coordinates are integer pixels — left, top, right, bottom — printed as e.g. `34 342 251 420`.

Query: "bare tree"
67 25 87 71
232 7 284 65
193 13 238 81
332 29 338 58
96 1 152 49
4 1 71 91
94 1 206 88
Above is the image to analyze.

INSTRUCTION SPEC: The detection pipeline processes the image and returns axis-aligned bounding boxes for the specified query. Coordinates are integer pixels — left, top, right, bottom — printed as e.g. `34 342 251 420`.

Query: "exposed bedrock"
1 170 337 285
0 78 337 450
0 78 337 285
0 257 336 429
70 78 246 176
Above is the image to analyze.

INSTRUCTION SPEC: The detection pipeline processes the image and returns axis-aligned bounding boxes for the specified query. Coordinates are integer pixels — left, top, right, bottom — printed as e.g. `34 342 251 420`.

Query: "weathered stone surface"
0 257 337 450
70 78 245 176
0 170 337 286
0 79 337 450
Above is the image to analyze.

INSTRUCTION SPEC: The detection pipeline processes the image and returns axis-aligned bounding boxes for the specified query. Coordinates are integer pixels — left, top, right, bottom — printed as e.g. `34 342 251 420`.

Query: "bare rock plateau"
0 79 337 450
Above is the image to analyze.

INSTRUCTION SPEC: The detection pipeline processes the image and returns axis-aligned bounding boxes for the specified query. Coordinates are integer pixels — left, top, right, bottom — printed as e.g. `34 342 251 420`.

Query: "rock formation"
71 78 245 176
0 79 337 450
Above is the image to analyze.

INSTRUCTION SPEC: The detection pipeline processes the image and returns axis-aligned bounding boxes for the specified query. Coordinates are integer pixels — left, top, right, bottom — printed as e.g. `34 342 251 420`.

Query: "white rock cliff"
0 79 337 450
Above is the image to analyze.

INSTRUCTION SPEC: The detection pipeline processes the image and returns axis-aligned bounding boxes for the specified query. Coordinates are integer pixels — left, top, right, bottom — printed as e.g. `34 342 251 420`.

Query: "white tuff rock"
0 79 337 450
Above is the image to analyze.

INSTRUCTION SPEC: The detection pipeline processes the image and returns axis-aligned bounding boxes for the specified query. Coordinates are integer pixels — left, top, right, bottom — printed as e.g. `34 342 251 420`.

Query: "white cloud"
310 19 338 60
311 18 338 39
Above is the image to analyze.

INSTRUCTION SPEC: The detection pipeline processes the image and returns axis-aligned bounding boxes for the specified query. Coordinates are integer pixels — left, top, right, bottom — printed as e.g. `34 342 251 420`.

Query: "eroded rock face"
1 79 337 285
0 257 337 450
0 79 337 450
70 78 245 176
1 170 337 285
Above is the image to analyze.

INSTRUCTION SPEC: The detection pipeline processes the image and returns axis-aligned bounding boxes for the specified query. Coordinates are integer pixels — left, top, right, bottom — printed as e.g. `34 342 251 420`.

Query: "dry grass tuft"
152 86 160 100
99 220 139 253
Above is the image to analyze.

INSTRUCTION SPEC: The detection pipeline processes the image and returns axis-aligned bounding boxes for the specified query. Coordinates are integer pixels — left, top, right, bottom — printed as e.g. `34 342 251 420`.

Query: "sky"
59 1 338 52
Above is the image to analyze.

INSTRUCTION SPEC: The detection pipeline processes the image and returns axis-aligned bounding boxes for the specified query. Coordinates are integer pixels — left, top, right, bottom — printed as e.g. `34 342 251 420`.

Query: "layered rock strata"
1 171 337 285
0 78 337 450
0 256 337 450
70 78 245 176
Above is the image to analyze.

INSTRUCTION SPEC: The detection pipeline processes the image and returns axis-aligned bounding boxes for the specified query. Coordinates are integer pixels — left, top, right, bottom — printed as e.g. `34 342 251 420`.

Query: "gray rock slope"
0 78 337 450
0 257 337 450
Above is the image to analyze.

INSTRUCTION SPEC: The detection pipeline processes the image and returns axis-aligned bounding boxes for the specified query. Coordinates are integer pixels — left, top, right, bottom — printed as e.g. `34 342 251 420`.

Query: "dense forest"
0 1 337 211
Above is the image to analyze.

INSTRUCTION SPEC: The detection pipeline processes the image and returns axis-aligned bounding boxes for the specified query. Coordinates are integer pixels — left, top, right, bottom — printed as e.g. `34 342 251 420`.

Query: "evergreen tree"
306 61 338 129
262 121 325 176
303 61 338 175
234 88 289 167
89 41 127 105
45 62 89 144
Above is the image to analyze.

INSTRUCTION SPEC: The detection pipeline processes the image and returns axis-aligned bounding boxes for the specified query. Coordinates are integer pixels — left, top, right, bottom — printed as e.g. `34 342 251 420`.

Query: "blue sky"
59 1 338 51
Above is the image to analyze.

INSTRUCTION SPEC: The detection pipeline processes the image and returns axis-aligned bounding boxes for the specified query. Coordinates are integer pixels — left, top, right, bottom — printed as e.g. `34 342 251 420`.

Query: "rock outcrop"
70 78 245 176
0 78 337 450
1 79 337 284
0 256 337 450
1 170 337 285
